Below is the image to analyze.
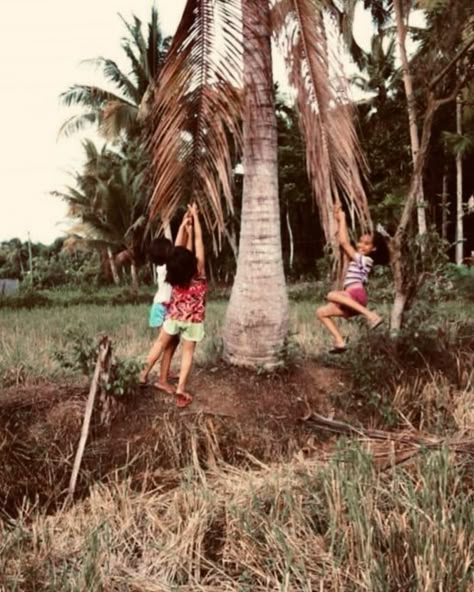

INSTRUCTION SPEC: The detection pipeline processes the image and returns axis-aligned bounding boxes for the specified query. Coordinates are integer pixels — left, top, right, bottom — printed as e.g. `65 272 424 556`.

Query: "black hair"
165 246 197 287
371 231 390 266
149 237 173 266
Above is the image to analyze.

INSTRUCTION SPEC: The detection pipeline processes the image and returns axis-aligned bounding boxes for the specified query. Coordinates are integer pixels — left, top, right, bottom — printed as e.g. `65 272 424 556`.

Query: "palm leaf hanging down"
274 0 371 277
148 0 243 240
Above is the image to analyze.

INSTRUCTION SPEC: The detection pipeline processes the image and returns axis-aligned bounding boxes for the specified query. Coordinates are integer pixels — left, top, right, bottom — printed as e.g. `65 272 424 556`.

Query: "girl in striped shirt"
317 205 388 354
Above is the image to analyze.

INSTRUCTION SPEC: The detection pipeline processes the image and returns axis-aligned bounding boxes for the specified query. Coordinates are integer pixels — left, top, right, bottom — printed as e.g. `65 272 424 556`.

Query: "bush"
341 309 473 428
53 324 141 397
0 286 52 309
447 264 474 301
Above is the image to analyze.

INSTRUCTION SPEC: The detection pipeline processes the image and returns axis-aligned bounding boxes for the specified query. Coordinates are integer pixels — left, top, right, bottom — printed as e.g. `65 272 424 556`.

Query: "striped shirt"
343 253 374 288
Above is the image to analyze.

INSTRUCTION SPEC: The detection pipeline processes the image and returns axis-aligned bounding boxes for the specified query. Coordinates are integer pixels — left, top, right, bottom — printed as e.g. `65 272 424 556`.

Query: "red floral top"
167 275 208 323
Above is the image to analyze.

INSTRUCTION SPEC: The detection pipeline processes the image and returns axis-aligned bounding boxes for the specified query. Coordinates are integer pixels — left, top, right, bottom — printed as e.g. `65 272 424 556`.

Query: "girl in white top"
142 238 177 393
149 262 172 329
316 205 388 353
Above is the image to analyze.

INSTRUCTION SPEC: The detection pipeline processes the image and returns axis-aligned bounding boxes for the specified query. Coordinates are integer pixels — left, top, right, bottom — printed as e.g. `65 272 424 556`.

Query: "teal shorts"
163 319 205 342
149 303 167 328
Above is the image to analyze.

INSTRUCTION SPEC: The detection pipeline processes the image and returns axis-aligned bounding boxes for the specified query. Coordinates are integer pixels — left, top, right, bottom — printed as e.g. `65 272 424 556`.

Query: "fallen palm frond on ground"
1 429 473 591
302 411 474 468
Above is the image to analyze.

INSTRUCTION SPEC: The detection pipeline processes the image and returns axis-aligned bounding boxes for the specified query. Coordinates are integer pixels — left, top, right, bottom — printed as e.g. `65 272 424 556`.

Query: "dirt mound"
0 361 351 518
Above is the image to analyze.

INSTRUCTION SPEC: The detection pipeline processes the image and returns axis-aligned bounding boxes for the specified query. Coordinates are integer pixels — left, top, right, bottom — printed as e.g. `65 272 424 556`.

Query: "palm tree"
59 7 170 140
53 141 148 289
352 31 397 109
223 0 288 366
147 0 370 367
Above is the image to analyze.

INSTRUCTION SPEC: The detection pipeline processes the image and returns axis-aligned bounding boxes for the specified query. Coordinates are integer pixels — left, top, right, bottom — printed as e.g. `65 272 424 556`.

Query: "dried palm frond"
148 0 243 243
273 0 370 278
302 411 474 467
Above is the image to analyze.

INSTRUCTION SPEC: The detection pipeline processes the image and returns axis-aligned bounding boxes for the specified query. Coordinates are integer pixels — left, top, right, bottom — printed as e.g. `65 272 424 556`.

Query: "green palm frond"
57 113 101 139
146 7 164 78
82 57 141 105
274 0 370 245
121 41 149 93
442 130 474 156
120 14 148 69
60 85 130 108
148 0 243 237
54 139 149 255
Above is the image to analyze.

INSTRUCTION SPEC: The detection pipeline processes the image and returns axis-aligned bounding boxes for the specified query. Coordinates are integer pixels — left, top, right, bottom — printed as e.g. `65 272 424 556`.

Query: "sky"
0 0 187 245
0 1 381 245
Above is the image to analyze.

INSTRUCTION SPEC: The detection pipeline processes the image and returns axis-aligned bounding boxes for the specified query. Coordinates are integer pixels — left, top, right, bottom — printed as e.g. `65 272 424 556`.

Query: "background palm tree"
52 140 148 289
59 7 170 140
352 31 397 109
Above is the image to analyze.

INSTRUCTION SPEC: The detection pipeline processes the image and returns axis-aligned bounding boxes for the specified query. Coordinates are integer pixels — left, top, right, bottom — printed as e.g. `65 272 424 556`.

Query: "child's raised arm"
335 205 357 260
189 203 205 275
174 211 192 247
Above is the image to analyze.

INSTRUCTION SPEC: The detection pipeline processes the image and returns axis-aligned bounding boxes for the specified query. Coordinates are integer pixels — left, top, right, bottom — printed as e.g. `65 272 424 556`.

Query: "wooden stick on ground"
68 336 111 499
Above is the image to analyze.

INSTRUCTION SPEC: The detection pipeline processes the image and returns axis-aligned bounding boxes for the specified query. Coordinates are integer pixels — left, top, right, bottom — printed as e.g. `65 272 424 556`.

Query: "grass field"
1 287 473 591
1 285 470 385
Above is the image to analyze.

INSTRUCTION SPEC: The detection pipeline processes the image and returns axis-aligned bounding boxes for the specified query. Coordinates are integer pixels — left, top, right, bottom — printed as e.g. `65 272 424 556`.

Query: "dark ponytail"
372 232 390 265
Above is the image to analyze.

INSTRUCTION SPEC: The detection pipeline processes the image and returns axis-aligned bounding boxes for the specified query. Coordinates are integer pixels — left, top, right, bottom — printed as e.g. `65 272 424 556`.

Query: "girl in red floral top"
140 204 207 407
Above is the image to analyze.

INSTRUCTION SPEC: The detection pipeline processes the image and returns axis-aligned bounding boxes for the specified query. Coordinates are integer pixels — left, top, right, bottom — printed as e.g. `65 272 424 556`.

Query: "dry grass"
1 437 472 591
1 292 473 590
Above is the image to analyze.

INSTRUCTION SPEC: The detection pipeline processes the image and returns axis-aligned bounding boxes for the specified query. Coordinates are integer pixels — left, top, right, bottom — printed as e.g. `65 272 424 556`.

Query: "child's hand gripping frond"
189 202 205 275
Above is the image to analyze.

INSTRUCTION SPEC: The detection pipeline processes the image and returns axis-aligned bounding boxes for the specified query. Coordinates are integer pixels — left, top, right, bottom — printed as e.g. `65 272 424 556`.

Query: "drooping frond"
83 57 142 105
274 0 371 254
148 0 243 240
100 101 139 140
59 85 133 109
57 113 100 139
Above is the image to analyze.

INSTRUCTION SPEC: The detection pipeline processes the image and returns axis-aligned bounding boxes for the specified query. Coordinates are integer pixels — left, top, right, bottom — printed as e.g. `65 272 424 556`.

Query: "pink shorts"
341 284 368 318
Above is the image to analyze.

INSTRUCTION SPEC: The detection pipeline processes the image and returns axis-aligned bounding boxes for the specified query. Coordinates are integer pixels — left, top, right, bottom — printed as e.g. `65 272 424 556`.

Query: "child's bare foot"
175 391 193 408
368 314 383 330
153 381 175 395
138 371 148 387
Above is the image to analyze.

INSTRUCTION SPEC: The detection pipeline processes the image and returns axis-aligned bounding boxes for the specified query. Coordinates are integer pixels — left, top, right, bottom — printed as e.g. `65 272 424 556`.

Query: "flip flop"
369 317 384 330
329 346 347 354
175 392 193 408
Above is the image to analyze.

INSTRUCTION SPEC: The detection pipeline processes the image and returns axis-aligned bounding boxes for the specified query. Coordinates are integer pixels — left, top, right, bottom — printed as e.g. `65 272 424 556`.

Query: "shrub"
53 324 141 397
341 309 473 429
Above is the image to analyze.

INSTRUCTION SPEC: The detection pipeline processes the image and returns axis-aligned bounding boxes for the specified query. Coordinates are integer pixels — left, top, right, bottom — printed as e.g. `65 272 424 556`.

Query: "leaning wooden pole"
68 336 111 498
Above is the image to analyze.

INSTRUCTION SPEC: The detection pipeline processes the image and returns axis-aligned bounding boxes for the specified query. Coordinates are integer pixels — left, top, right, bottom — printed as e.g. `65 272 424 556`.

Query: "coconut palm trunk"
223 0 288 368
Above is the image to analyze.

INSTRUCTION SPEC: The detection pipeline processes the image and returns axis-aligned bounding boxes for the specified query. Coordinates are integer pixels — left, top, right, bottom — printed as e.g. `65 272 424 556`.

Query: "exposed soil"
0 360 354 518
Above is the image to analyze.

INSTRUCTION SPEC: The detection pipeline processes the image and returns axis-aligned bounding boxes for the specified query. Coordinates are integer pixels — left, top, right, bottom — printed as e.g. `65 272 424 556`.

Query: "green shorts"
163 319 205 342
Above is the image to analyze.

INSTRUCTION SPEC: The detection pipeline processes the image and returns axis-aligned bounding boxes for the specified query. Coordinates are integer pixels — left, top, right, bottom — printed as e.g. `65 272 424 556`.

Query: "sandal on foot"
369 317 383 330
175 392 193 408
329 346 347 354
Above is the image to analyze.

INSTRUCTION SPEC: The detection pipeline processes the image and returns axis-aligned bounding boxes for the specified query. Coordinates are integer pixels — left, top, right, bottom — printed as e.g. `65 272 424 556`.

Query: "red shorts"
341 284 368 318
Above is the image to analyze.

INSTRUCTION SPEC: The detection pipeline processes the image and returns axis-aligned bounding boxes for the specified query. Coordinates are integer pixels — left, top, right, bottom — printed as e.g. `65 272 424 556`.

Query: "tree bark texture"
130 260 139 291
389 98 436 331
223 0 289 368
455 93 464 264
441 167 448 242
107 247 120 286
393 0 427 236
